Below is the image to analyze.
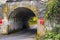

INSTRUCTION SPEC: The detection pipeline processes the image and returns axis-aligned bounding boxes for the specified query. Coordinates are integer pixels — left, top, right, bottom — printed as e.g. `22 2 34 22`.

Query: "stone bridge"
0 1 48 36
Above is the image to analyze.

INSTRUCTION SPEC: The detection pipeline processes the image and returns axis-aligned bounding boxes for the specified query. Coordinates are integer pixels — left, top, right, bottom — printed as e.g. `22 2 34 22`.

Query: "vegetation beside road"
37 0 60 40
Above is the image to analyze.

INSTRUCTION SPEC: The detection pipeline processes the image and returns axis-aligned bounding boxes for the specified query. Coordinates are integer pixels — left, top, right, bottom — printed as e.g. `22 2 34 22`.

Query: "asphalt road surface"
0 29 36 40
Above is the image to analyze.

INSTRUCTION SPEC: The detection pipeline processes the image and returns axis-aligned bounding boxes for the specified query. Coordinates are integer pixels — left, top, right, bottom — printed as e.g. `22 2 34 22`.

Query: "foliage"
44 31 60 40
45 0 59 21
40 0 60 40
44 0 60 31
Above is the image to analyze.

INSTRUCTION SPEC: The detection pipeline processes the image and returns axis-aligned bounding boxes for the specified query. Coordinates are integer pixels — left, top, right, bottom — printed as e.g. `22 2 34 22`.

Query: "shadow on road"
0 29 37 40
8 29 37 35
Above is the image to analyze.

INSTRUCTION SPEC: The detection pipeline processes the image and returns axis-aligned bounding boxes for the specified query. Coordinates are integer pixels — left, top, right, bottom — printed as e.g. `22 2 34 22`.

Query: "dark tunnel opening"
8 7 37 33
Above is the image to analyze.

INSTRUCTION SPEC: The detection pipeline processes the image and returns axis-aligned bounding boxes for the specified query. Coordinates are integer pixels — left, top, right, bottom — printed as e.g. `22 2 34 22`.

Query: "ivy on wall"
44 0 60 28
45 0 59 21
41 0 60 40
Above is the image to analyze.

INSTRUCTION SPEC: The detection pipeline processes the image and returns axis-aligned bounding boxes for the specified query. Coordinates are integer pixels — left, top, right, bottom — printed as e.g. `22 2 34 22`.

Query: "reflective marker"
0 18 2 24
40 18 44 25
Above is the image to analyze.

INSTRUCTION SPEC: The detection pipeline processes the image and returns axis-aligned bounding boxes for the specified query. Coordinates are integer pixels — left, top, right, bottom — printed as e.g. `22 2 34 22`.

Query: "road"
0 29 36 40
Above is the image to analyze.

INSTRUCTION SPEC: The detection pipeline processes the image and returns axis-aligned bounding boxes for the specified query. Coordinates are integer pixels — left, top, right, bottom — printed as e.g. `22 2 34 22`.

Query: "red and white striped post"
37 18 45 37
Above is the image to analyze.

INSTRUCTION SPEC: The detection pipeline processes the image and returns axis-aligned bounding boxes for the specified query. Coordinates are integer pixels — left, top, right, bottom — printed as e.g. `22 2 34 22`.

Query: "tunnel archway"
8 7 37 32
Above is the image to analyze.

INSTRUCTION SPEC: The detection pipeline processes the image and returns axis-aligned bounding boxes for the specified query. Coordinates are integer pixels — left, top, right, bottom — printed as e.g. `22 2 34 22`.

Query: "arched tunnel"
8 7 37 33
